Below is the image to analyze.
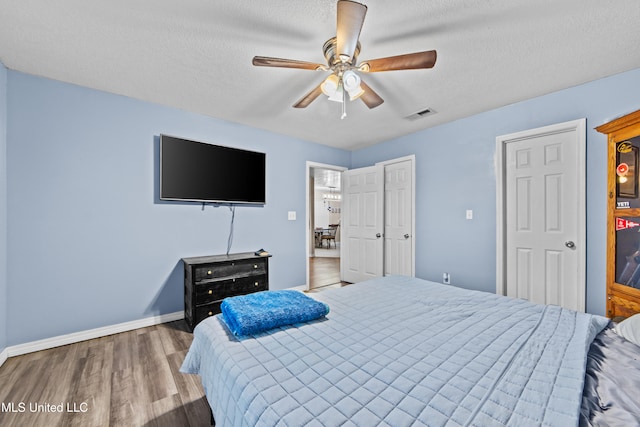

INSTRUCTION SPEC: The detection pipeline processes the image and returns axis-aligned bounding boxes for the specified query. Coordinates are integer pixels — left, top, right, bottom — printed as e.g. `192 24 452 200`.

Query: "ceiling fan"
252 0 437 119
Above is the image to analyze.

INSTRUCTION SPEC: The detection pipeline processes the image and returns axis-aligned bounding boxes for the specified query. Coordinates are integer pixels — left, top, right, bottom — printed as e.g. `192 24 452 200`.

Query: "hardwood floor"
0 321 210 427
0 264 349 427
308 257 350 290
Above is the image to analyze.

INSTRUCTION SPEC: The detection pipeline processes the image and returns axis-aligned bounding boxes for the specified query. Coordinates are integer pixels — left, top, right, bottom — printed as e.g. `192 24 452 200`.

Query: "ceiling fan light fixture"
321 74 340 97
348 87 365 101
342 70 360 90
252 1 437 113
342 70 364 100
328 80 345 103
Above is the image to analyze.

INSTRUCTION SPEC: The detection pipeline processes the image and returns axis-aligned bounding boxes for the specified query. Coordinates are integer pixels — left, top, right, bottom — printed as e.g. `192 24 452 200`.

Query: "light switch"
288 211 297 221
443 273 451 284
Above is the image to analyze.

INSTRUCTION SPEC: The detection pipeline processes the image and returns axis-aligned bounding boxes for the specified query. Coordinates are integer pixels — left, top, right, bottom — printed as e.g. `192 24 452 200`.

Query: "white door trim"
305 161 348 291
376 155 416 277
495 119 586 308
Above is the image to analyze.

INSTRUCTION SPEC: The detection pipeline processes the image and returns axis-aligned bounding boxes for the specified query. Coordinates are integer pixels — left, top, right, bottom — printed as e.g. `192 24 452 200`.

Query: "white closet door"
502 120 585 311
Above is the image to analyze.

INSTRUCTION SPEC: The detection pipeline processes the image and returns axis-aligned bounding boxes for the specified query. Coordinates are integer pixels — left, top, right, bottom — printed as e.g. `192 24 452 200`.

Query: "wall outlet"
288 211 296 221
443 272 451 284
466 209 473 220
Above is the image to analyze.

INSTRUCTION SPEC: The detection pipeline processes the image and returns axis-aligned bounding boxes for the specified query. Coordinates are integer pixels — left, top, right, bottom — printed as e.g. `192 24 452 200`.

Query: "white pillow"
616 313 640 346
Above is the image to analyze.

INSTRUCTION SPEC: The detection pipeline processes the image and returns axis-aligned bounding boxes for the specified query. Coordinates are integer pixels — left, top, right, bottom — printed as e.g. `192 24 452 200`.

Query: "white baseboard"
0 347 8 367
0 311 184 367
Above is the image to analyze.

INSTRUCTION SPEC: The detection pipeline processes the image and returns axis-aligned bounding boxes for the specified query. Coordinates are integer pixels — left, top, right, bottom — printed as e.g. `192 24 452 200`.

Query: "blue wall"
0 63 7 352
4 65 640 348
352 67 640 316
5 71 350 345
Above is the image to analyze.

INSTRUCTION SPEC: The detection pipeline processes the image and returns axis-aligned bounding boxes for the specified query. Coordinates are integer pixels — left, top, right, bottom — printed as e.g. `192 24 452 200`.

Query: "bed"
181 275 640 426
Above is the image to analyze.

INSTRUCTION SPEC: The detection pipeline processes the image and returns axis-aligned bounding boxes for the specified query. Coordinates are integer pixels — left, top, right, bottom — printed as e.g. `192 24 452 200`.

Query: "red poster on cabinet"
616 218 640 231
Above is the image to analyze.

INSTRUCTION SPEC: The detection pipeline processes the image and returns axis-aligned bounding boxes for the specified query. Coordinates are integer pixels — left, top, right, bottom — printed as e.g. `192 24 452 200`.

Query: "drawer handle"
254 264 258 269
208 290 213 295
208 311 213 316
254 282 258 287
207 270 212 275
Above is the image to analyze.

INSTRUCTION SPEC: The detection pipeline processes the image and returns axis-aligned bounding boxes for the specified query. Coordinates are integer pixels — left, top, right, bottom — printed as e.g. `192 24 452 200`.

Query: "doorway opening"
306 162 348 291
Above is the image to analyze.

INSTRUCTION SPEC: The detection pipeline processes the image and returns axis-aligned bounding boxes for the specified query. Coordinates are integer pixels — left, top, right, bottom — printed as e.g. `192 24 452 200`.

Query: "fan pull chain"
341 78 347 119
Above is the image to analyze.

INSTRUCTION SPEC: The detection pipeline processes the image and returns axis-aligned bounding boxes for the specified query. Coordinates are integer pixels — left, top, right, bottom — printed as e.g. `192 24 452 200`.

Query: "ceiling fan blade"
252 56 326 71
293 83 324 108
360 50 437 72
359 80 384 109
336 0 367 63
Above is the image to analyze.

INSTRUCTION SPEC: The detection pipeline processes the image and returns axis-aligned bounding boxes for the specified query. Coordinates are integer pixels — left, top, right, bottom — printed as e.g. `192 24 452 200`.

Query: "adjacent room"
309 166 343 291
1 0 640 426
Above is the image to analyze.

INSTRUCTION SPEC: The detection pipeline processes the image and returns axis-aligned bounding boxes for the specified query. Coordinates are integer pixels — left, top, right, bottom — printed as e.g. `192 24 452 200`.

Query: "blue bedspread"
181 276 609 426
221 290 330 336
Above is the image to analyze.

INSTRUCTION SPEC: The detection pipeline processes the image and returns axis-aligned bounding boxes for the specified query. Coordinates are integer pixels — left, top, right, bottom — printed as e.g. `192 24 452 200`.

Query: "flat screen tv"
160 134 266 204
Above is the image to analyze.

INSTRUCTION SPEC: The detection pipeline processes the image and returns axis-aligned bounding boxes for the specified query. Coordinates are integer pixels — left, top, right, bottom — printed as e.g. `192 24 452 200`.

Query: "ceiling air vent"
405 107 437 121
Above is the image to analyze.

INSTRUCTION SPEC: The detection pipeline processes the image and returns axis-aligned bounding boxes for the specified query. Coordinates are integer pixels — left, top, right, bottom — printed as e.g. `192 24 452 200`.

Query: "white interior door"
497 119 586 311
383 159 414 276
341 164 384 283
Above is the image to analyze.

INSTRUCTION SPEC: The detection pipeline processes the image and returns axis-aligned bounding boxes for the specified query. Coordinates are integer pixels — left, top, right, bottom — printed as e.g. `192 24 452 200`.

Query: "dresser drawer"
194 260 267 282
194 301 223 324
195 276 267 304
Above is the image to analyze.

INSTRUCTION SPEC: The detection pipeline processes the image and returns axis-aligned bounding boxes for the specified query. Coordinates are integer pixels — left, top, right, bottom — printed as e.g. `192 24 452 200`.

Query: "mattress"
181 275 610 426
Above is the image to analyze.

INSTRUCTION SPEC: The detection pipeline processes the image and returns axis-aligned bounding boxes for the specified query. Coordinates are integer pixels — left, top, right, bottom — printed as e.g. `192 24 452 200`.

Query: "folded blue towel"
220 290 330 336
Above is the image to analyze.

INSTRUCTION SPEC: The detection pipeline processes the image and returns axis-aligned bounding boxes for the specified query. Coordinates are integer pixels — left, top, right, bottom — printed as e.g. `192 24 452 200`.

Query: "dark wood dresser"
182 252 270 331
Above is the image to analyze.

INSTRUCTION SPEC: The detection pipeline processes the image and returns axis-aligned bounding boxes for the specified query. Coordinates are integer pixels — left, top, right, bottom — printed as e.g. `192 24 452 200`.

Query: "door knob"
404 234 410 239
565 241 575 249
376 233 381 238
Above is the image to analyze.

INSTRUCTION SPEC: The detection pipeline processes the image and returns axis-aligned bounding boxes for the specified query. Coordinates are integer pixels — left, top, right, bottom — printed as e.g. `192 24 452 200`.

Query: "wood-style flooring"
0 260 348 426
308 256 350 290
0 320 210 427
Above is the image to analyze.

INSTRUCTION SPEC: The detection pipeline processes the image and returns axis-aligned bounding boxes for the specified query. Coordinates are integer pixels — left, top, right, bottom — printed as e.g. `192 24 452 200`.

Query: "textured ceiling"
1 0 640 150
